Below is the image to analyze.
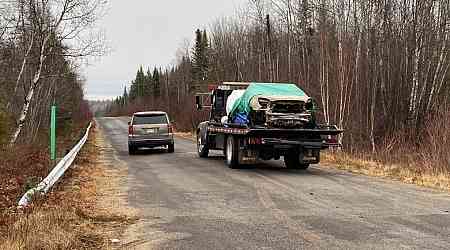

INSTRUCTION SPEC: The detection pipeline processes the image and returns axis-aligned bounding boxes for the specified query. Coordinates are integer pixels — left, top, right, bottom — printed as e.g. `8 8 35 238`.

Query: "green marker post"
50 105 57 160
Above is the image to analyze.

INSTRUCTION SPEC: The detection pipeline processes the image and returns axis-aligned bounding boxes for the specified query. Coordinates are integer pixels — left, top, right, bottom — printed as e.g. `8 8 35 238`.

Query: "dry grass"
323 151 450 192
324 108 450 192
0 146 50 212
0 123 136 250
175 132 195 141
1 206 103 249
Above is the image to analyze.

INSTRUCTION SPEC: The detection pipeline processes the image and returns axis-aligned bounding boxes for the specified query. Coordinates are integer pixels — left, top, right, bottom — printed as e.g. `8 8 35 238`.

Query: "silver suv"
128 111 174 154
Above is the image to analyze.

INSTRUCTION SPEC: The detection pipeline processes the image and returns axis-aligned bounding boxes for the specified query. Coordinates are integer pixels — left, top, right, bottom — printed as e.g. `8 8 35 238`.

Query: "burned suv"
248 95 316 129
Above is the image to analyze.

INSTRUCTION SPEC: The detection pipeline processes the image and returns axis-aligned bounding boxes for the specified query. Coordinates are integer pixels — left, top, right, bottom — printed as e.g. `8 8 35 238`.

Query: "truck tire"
225 135 240 169
128 144 137 155
168 143 175 153
197 131 209 158
284 151 309 170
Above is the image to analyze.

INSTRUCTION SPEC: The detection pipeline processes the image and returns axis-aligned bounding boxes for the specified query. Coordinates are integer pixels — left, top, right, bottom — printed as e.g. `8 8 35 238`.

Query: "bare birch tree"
8 0 106 145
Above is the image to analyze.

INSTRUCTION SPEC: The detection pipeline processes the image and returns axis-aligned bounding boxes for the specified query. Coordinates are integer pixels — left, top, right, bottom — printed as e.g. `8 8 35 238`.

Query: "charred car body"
249 95 316 129
196 82 343 169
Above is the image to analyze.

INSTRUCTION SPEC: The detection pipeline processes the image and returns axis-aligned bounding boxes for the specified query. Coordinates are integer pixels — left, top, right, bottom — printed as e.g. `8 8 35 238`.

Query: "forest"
0 0 105 211
0 0 106 147
107 0 450 173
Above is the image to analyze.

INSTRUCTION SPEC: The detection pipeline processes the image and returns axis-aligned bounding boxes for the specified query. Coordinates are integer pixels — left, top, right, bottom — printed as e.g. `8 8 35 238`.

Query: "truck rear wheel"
284 151 309 170
197 131 209 158
168 143 175 153
225 135 240 169
128 144 137 155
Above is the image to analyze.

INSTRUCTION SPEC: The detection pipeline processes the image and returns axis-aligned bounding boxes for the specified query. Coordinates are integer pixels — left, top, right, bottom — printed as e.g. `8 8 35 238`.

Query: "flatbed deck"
207 122 343 137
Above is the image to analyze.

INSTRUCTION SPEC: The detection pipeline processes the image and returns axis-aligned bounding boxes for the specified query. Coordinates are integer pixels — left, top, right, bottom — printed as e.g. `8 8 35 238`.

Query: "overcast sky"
84 0 246 100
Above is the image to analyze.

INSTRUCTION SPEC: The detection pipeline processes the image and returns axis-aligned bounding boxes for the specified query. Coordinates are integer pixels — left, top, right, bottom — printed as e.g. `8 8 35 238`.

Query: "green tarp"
229 83 308 117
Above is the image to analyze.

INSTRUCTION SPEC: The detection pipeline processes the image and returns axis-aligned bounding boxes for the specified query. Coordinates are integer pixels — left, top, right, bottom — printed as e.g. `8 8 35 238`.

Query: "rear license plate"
144 128 157 134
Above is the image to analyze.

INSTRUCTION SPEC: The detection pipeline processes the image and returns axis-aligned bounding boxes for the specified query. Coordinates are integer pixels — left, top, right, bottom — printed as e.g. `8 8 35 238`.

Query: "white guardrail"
18 122 92 207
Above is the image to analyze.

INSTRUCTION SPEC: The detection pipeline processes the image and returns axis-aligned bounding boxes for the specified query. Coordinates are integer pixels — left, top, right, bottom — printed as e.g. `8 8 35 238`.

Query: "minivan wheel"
197 131 209 158
226 135 240 169
168 143 175 153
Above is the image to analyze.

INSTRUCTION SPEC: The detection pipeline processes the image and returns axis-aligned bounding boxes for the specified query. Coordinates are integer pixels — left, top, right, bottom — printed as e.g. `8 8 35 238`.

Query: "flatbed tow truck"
195 82 343 169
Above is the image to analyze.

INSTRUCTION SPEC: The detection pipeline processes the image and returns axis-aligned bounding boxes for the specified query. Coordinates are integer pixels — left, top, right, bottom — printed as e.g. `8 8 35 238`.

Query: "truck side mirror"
196 96 203 110
306 98 316 111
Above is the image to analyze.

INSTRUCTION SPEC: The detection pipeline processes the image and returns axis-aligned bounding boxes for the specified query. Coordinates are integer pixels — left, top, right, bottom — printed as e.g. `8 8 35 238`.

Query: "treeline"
107 0 450 158
0 0 106 146
107 29 211 129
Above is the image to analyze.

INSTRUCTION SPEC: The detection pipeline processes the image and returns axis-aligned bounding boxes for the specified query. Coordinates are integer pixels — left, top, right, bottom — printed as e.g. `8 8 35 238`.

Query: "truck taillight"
248 137 262 145
168 124 173 134
325 136 338 145
128 125 133 135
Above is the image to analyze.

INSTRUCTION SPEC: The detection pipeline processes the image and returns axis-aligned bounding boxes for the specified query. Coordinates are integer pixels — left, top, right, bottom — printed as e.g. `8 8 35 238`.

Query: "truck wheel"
168 143 175 153
226 135 240 169
298 164 310 170
128 144 137 155
197 131 209 158
284 152 309 170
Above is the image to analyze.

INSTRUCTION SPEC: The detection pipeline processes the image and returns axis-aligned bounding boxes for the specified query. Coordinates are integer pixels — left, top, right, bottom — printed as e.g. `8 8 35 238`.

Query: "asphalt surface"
98 117 450 250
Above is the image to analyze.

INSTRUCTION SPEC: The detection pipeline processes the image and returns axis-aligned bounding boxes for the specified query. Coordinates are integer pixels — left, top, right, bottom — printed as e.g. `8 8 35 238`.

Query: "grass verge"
323 151 450 192
0 123 136 249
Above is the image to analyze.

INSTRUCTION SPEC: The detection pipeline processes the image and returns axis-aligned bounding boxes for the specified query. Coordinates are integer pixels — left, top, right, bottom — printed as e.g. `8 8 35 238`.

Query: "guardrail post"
50 105 57 161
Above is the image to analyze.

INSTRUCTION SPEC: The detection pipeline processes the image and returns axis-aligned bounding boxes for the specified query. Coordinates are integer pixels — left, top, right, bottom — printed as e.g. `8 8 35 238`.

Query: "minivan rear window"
133 114 167 125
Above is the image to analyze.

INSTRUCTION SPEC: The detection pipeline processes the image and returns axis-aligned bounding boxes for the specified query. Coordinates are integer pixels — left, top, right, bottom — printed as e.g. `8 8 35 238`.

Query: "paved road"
98 117 450 250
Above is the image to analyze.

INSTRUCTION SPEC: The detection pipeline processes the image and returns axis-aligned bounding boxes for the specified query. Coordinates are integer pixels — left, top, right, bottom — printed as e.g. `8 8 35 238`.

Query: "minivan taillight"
128 125 134 135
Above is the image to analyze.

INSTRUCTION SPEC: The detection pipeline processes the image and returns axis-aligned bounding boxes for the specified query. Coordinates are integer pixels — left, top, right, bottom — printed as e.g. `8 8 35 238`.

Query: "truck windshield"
133 114 167 125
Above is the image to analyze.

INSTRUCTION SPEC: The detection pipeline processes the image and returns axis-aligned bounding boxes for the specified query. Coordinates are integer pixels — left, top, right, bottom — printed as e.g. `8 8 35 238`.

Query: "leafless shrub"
421 106 450 174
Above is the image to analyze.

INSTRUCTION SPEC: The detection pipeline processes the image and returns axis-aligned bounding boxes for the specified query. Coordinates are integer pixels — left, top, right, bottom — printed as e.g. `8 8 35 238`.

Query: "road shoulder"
0 124 138 249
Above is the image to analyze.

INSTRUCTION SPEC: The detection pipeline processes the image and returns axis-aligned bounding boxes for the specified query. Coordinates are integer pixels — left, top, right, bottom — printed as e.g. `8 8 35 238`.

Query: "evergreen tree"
144 68 153 97
201 29 209 75
191 29 203 82
129 80 137 101
122 86 128 106
152 67 161 98
129 66 146 100
191 29 210 91
135 66 146 97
